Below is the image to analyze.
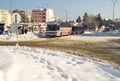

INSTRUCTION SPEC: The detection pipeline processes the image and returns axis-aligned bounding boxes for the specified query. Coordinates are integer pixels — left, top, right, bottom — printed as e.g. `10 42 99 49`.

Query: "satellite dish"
12 13 21 24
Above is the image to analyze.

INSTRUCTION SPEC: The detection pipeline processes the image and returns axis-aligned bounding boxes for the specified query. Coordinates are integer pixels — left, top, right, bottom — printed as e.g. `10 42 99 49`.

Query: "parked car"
0 23 4 35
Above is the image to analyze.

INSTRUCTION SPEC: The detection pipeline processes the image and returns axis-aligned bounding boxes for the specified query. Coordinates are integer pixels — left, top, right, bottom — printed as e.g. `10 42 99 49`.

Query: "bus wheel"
60 33 62 37
68 32 71 35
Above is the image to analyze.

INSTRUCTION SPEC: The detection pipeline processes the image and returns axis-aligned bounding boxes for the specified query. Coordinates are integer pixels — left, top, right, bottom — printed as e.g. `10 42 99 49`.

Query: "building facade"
0 9 11 27
32 8 54 23
13 9 32 23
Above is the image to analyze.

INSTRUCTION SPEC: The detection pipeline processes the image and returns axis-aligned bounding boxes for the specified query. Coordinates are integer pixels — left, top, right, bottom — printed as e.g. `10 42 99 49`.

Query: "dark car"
0 22 5 35
0 26 4 34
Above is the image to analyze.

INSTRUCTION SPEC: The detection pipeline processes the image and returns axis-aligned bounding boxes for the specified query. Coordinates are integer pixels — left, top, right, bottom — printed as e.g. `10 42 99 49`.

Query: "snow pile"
0 46 120 81
78 31 94 36
93 30 120 36
0 71 5 81
73 30 120 36
0 32 39 41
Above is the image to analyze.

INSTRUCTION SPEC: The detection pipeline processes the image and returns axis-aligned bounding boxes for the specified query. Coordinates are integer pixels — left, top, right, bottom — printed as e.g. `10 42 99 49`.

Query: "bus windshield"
47 24 60 31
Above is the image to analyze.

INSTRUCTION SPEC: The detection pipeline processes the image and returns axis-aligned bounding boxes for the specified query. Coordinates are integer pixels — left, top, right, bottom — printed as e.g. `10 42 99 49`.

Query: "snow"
80 30 120 36
93 30 120 36
0 30 120 81
0 32 39 41
65 30 120 42
72 30 120 37
0 46 120 81
0 30 120 42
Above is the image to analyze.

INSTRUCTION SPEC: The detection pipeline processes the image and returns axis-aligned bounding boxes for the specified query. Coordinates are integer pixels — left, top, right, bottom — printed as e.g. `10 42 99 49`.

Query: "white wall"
0 9 11 27
0 9 4 22
46 8 55 22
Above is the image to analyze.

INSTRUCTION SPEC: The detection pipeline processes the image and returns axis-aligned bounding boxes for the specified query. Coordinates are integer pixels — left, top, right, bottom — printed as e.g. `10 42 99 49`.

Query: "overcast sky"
0 0 120 20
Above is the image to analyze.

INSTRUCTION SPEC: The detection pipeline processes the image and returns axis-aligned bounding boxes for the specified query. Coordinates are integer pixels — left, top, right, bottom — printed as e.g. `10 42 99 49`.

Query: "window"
42 16 46 19
35 20 37 22
34 16 37 18
47 24 60 31
42 20 46 22
34 13 37 15
42 13 46 15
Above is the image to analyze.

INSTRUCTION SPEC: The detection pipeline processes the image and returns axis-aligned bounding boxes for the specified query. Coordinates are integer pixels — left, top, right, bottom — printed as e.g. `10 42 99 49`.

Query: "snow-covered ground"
93 30 120 36
65 30 120 42
0 46 120 81
0 32 40 41
78 30 120 36
0 31 120 81
0 30 120 42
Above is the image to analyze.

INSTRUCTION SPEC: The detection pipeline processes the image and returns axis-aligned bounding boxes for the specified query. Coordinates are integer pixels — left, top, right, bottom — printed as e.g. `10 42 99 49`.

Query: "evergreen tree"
76 16 81 22
103 19 112 27
96 13 103 26
83 12 88 22
97 13 102 21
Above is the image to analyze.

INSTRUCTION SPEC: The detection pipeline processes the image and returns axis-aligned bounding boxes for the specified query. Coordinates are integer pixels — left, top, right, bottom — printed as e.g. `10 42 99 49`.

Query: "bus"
46 21 72 37
72 26 85 34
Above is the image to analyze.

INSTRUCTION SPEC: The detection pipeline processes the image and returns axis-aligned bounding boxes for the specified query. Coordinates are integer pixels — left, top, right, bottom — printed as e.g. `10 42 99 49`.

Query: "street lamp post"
10 0 13 34
63 10 68 26
64 10 68 22
110 0 117 20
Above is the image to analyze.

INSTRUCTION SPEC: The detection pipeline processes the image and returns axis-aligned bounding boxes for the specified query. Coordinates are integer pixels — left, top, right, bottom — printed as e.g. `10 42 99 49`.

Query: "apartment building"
0 9 11 27
32 8 54 23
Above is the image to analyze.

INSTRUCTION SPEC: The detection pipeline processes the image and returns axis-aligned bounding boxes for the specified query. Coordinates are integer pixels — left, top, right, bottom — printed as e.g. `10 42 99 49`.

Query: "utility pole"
63 10 68 26
10 0 13 34
64 10 68 22
110 0 117 20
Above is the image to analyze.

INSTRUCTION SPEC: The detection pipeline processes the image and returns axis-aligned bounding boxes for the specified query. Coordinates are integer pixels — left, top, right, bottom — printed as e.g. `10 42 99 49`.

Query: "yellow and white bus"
46 21 72 37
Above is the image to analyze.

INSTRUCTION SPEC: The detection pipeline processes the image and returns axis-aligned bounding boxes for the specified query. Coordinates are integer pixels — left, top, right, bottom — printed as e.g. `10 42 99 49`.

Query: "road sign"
12 13 21 24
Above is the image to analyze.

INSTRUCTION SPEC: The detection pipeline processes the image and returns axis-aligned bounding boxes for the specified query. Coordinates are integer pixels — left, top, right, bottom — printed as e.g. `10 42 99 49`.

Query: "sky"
0 0 120 20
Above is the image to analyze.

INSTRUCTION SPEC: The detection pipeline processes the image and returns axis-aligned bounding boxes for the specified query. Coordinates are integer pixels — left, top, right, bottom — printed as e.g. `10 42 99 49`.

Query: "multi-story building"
13 9 32 23
32 8 54 23
0 9 11 27
0 9 3 22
